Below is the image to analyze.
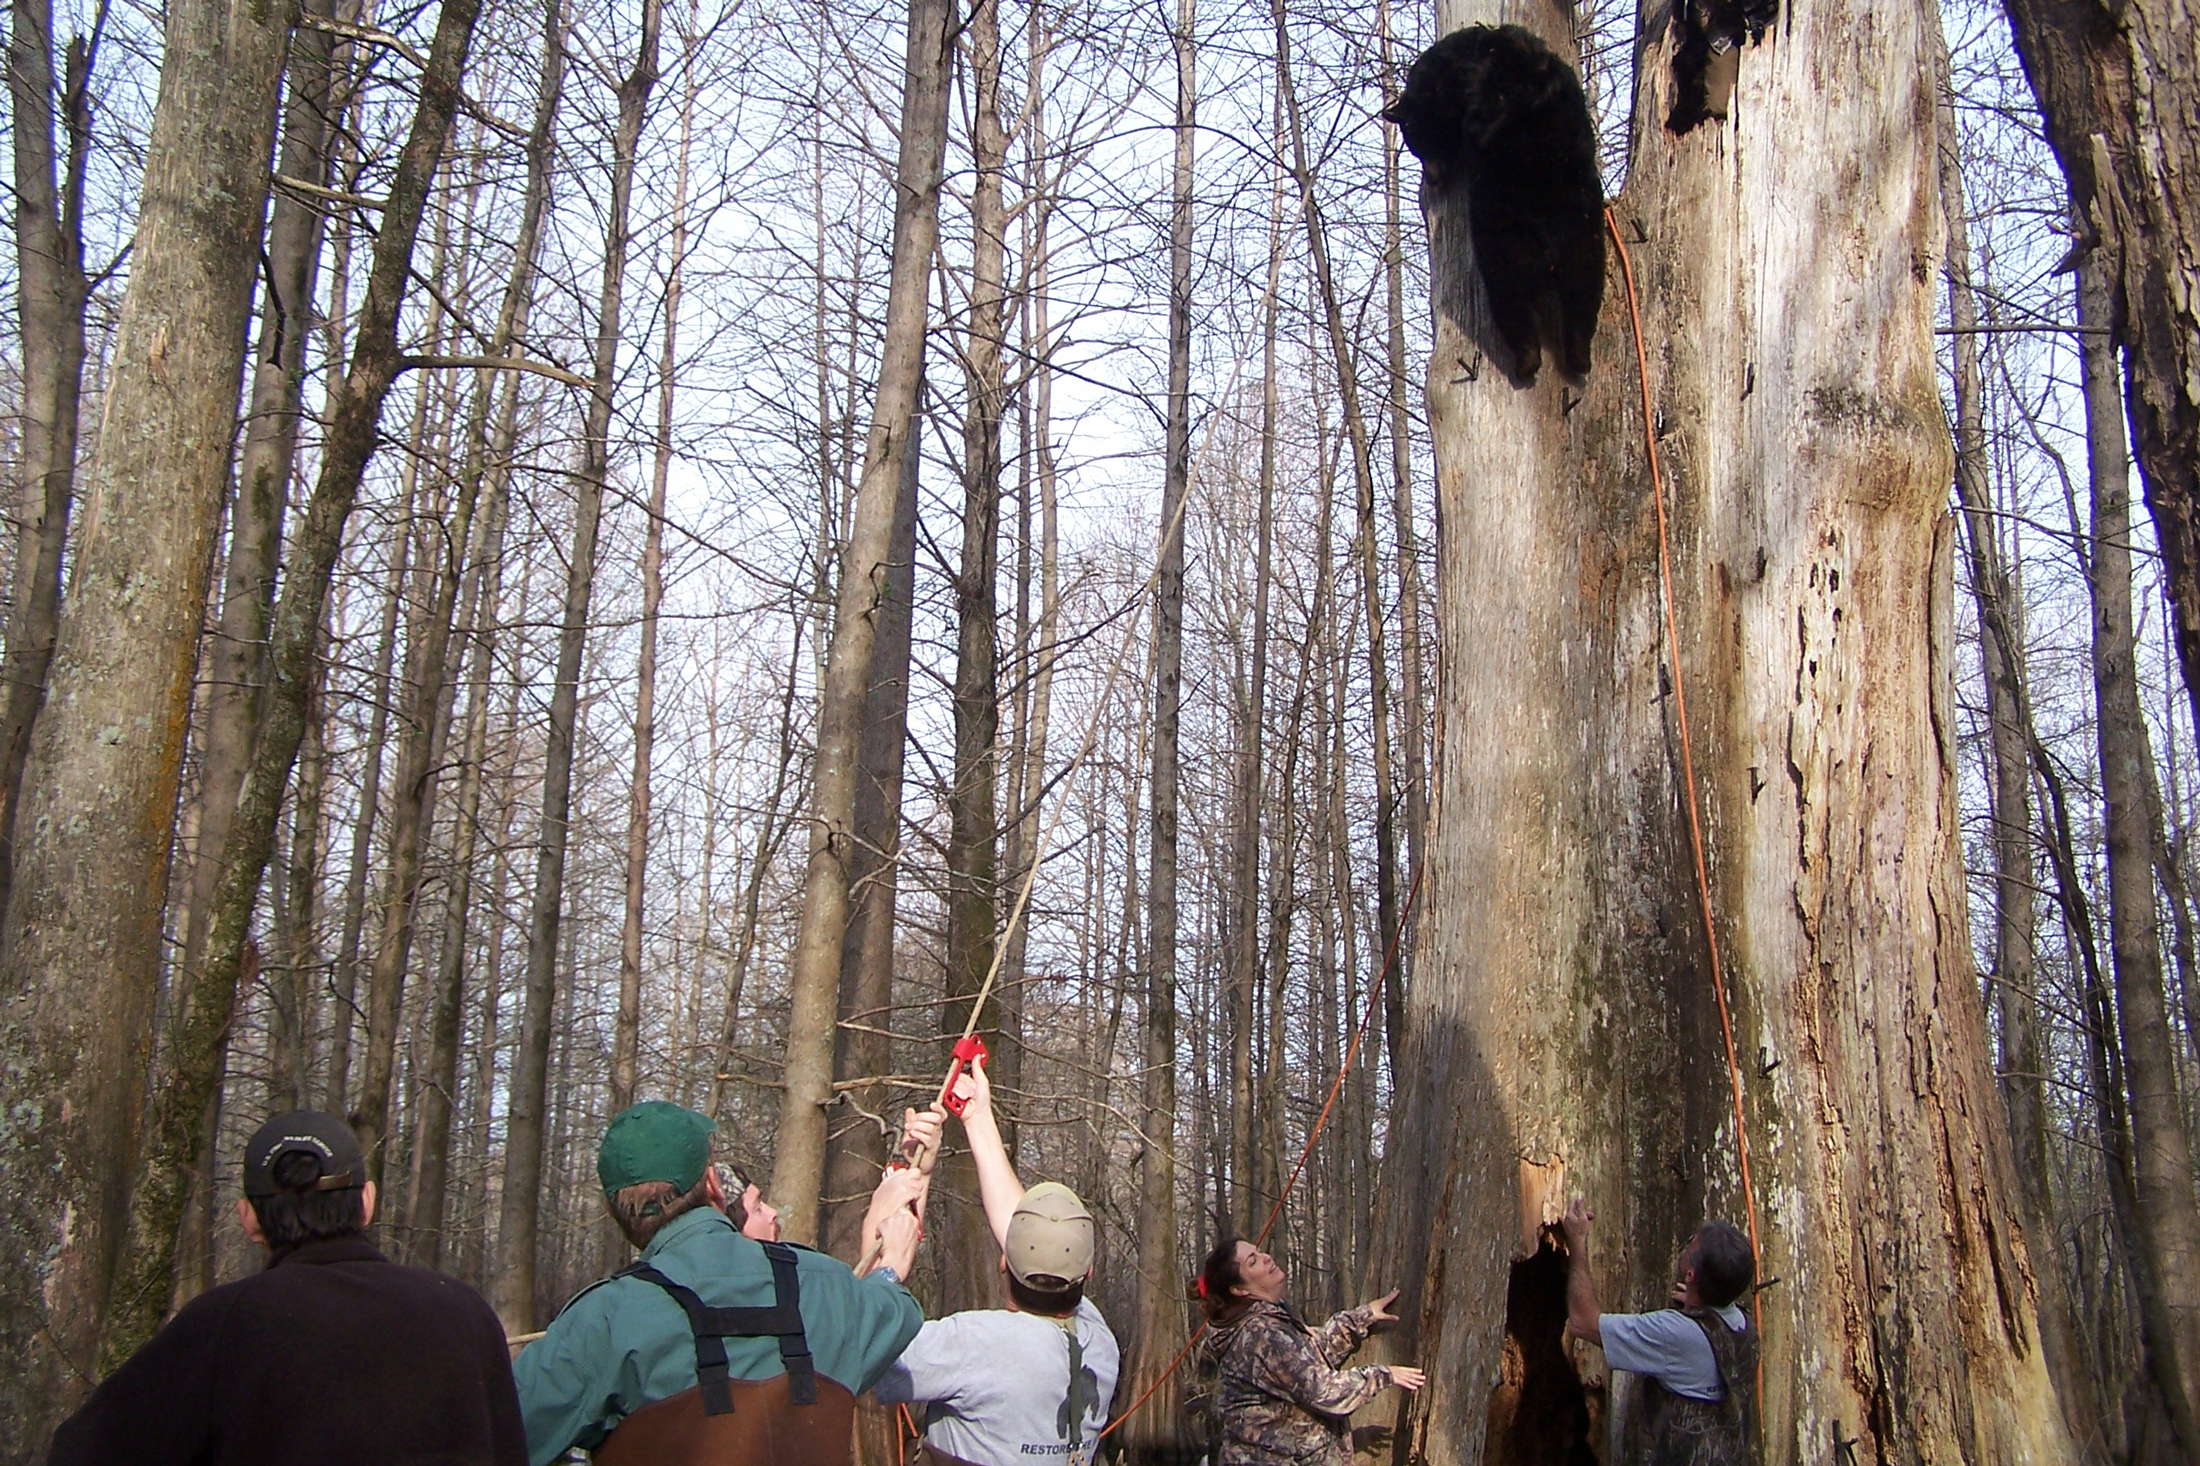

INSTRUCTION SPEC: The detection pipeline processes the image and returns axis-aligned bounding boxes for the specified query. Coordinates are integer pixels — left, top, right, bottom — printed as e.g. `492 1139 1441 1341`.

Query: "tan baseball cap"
1006 1182 1095 1286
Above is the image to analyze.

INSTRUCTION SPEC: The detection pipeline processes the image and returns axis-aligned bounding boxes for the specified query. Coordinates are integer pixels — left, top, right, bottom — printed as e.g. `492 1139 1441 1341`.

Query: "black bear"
1383 24 1605 385
1668 0 1779 133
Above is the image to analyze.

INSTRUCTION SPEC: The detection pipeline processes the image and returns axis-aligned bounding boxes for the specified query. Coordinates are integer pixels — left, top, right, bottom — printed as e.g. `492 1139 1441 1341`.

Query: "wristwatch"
872 1264 902 1287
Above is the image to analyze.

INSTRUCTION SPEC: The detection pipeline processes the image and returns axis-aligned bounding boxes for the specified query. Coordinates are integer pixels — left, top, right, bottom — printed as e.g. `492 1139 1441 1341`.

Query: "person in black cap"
49 1110 525 1466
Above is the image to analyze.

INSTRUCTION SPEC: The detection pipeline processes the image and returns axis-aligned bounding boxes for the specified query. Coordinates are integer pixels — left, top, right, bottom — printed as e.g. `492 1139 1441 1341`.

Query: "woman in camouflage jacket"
1194 1238 1425 1465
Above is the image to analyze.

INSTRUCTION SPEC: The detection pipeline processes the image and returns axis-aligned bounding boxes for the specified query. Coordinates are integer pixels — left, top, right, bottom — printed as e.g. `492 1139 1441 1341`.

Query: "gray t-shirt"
875 1298 1119 1465
1598 1304 1748 1401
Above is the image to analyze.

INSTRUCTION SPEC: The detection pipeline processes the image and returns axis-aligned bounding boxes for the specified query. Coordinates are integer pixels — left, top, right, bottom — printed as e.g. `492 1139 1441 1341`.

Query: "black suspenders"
624 1241 819 1416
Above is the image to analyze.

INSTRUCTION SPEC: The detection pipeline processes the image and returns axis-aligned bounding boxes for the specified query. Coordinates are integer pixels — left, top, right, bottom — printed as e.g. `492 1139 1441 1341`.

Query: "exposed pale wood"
1379 0 2077 1458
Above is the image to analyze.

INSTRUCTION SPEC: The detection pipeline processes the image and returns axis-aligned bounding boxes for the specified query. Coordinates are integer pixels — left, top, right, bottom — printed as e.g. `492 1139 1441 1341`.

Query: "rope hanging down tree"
1606 203 1766 1394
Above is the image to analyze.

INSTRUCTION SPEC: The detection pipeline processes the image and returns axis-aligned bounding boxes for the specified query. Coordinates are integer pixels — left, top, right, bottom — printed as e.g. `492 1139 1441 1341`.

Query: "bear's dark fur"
1383 24 1605 385
1668 0 1778 133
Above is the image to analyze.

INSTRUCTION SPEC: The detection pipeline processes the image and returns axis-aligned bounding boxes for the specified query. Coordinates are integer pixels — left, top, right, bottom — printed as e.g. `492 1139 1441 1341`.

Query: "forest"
0 0 2195 1452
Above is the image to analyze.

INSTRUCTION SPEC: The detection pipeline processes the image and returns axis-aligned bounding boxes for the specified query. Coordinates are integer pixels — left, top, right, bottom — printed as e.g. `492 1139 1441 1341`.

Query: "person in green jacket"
515 1100 940 1466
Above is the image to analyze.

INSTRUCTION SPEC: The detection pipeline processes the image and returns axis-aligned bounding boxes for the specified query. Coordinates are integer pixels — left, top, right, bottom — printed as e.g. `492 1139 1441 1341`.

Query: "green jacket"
513 1208 922 1465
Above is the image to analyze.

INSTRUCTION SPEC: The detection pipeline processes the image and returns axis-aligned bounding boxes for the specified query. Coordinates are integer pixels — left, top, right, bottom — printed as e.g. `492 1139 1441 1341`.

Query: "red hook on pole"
939 1034 989 1116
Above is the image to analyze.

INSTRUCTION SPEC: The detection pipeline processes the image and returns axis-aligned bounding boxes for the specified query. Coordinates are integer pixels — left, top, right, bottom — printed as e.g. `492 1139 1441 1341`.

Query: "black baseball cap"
242 1111 365 1199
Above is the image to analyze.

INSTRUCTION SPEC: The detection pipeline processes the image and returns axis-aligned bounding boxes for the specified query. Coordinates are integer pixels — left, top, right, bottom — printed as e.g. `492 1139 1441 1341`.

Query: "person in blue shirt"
1559 1197 1758 1466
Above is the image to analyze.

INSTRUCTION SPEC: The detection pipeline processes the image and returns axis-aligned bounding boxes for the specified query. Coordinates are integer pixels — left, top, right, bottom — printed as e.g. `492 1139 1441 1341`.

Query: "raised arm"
948 1053 1022 1252
1560 1197 1602 1344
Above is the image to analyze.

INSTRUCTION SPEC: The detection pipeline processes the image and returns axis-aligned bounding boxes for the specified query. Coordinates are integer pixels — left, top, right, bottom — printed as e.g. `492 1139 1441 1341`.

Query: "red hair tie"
1195 1275 1209 1299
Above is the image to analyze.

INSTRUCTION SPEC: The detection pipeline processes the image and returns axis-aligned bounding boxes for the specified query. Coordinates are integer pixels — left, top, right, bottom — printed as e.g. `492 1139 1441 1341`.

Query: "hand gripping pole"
939 1034 989 1116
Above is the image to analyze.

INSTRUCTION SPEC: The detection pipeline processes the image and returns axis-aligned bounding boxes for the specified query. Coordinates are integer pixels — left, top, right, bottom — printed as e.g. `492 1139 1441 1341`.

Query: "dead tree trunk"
0 0 94 921
494 0 648 1328
1379 1 2076 1460
97 0 485 1365
0 0 296 1437
769 0 953 1242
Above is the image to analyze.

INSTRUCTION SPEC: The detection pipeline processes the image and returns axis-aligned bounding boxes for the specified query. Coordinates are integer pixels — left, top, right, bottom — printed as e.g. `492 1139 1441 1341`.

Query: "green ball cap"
598 1101 716 1197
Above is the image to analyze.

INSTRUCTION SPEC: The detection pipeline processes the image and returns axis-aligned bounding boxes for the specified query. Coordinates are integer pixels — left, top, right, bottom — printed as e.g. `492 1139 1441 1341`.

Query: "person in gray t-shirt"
875 1057 1118 1466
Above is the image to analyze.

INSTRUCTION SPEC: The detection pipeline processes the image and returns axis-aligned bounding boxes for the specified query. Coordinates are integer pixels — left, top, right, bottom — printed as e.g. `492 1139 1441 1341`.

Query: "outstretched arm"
948 1053 1022 1252
1560 1197 1602 1344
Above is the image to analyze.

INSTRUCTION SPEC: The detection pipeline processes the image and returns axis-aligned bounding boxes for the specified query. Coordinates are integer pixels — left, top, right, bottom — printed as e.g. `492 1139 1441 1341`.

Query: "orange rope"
1096 864 1424 1440
1605 206 1765 1386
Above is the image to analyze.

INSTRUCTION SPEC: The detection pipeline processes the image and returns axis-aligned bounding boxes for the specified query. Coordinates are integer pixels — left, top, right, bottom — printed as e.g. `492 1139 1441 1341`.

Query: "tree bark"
1275 0 1406 1089
611 0 674 1121
769 0 953 1243
96 0 484 1366
1378 0 2076 1459
823 447 920 1260
938 0 1011 1313
0 0 295 1436
0 0 95 922
494 0 645 1325
2079 245 2200 1464
1122 0 1194 1445
175 0 342 1010
1998 0 2200 757
271 634 331 1112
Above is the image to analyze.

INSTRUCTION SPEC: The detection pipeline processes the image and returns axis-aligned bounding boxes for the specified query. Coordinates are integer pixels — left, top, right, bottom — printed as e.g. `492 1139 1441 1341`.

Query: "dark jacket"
50 1234 526 1466
1202 1300 1391 1465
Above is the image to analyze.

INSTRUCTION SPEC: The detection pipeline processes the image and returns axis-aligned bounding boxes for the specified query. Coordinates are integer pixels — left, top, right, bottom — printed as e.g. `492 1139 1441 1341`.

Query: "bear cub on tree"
1669 0 1779 132
1384 24 1605 385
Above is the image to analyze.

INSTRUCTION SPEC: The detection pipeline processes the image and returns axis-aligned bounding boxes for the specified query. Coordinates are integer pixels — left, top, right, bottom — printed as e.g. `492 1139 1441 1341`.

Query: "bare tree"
2077 243 2200 1462
0 0 98 919
1999 0 2200 751
0 0 297 1437
496 0 656 1327
1123 0 1195 1441
100 0 487 1363
770 0 955 1241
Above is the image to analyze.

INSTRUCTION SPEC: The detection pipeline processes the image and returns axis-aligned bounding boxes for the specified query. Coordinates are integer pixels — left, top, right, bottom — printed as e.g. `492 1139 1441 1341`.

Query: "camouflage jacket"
1201 1301 1392 1465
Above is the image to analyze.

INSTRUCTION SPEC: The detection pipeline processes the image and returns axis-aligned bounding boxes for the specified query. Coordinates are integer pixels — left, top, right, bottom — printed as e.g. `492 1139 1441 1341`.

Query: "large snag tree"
1378 0 2077 1461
